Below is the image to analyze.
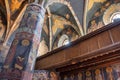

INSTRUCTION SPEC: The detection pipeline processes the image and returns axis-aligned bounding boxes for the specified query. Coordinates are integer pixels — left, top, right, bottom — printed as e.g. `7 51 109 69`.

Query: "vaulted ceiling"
0 0 119 56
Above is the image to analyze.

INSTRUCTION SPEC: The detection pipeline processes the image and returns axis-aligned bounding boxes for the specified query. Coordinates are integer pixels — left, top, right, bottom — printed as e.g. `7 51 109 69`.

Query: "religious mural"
53 26 79 49
51 14 79 36
0 3 45 80
0 0 120 80
33 70 58 80
37 14 49 57
95 69 103 80
88 0 120 33
10 0 25 12
61 64 120 80
50 71 59 80
11 38 32 70
33 70 49 80
38 37 49 56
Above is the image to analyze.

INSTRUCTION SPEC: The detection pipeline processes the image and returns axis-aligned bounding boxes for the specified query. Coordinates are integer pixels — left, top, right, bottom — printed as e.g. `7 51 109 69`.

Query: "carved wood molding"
56 49 120 72
36 22 120 71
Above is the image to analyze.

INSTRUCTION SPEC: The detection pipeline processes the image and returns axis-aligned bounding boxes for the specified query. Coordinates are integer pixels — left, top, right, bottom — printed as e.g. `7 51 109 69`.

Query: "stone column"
0 3 45 80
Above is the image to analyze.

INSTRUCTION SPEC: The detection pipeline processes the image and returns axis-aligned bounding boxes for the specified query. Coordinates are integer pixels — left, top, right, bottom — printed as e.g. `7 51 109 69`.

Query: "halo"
22 39 30 46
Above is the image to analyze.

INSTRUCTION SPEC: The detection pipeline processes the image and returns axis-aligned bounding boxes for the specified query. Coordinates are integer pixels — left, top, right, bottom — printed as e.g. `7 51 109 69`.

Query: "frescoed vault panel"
52 24 79 49
9 0 27 20
50 14 79 49
51 14 79 38
49 3 78 27
69 0 84 26
87 0 120 33
37 29 49 57
37 14 49 57
87 0 106 11
86 0 106 30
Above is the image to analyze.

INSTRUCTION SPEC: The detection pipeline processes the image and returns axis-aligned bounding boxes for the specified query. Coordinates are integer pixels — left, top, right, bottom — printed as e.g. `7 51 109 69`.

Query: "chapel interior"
0 0 120 80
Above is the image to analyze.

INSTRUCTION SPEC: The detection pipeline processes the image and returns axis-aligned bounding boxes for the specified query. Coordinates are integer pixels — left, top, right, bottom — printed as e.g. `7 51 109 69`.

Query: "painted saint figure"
11 39 32 70
78 72 82 80
106 67 114 80
50 72 58 80
95 69 103 80
86 71 92 80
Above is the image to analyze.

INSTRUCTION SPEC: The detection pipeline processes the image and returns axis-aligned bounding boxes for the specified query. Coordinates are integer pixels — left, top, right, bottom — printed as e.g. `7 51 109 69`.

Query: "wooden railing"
36 22 120 70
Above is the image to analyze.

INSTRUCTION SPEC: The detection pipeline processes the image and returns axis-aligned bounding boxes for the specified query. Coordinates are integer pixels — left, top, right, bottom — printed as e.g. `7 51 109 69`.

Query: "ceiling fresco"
85 0 106 33
0 0 120 56
87 0 106 11
49 3 78 27
10 0 27 20
87 0 120 33
10 0 25 14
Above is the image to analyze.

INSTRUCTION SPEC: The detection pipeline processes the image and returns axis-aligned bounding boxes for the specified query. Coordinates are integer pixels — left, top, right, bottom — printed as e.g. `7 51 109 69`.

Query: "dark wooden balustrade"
35 22 120 70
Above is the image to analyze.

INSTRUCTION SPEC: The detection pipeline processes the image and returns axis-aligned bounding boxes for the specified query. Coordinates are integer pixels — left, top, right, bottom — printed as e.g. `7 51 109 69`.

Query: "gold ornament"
106 67 113 73
86 71 91 76
95 69 101 75
22 39 30 46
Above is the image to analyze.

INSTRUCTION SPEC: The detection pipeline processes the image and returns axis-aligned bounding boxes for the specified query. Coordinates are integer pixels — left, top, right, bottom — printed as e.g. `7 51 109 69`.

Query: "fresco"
37 37 49 56
37 14 49 57
88 0 120 33
10 0 25 14
33 70 58 80
53 26 79 49
0 3 45 80
61 64 120 80
33 70 49 80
